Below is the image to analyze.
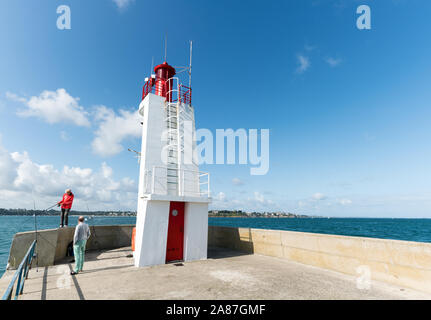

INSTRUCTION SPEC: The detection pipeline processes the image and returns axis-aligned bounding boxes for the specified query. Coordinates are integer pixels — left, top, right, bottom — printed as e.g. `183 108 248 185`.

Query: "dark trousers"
61 208 70 226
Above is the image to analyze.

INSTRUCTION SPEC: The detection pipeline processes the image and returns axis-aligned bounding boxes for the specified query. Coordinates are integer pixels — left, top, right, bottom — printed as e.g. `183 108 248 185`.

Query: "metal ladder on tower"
176 96 200 197
177 103 199 167
164 77 182 196
165 100 179 195
164 77 198 196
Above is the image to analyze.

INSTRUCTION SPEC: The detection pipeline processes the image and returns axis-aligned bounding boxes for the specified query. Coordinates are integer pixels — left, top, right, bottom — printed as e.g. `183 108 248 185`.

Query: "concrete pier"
3 225 431 299
208 226 431 294
2 247 430 300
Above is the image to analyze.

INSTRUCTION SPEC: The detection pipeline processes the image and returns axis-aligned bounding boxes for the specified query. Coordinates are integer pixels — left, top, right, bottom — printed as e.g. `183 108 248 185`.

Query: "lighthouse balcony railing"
166 77 192 105
142 166 210 198
179 84 192 105
142 76 192 105
142 76 156 100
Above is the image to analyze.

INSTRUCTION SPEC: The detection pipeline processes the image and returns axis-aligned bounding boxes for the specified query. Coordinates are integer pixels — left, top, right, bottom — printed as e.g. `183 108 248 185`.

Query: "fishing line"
32 190 38 272
32 201 62 270
85 201 100 250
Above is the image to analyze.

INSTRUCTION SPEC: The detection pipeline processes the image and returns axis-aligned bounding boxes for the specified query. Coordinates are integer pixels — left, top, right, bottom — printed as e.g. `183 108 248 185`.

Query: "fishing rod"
32 201 59 272
32 191 39 273
44 203 59 211
85 202 99 250
33 211 38 272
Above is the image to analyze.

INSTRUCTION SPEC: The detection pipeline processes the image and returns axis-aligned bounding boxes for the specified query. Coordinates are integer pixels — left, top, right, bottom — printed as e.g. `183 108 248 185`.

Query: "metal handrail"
2 240 36 300
145 166 210 197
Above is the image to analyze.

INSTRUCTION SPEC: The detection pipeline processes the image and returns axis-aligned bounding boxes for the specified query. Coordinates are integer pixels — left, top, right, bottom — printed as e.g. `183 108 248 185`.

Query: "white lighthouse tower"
134 56 211 267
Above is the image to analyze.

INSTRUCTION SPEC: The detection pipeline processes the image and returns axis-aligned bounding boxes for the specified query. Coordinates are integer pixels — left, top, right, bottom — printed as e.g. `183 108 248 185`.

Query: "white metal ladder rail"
165 77 181 196
164 77 200 196
177 103 199 167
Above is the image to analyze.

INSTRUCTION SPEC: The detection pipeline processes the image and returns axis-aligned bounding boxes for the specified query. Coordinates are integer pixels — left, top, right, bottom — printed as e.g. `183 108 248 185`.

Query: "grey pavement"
5 246 431 300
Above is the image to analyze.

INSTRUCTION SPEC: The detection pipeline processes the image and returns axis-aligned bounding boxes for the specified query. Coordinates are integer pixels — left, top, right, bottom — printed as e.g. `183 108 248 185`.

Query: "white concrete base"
184 202 208 262
134 199 209 267
134 200 170 267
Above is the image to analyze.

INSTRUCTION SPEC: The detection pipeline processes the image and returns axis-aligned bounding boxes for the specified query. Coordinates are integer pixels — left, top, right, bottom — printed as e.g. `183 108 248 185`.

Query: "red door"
166 201 185 262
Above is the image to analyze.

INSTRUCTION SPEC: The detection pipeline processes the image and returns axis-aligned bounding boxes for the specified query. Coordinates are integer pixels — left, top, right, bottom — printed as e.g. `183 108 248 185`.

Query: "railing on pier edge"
2 240 36 300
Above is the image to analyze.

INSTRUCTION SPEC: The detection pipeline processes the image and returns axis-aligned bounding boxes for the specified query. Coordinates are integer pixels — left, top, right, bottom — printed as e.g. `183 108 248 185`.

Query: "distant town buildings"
0 208 137 217
208 210 310 218
0 208 310 218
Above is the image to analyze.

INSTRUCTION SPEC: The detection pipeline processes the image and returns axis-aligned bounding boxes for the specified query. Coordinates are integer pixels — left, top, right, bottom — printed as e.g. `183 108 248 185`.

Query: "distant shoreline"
0 214 430 219
209 216 311 218
0 214 136 217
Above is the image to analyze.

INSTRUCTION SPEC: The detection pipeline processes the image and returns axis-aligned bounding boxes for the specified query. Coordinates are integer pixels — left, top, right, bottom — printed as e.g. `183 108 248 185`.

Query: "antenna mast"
164 35 168 62
189 40 193 88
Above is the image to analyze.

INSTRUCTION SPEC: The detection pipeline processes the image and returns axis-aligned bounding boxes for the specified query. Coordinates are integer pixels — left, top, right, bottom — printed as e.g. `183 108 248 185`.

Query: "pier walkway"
2 247 430 300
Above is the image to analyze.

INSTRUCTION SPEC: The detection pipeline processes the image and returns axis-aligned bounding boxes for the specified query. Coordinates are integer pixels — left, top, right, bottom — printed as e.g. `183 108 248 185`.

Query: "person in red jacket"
58 189 74 228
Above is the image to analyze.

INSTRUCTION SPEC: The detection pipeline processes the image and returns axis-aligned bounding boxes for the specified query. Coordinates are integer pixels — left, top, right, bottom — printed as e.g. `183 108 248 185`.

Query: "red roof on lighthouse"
154 61 176 75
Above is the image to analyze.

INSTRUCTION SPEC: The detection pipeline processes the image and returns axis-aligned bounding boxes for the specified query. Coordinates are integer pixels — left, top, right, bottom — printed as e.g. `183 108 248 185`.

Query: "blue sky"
1 0 431 217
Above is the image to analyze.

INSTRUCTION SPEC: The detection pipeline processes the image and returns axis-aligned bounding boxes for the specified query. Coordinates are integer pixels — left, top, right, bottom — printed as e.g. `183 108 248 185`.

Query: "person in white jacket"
70 216 91 275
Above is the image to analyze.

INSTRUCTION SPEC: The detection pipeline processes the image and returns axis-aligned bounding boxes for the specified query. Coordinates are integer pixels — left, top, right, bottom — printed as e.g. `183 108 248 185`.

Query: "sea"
1 215 431 277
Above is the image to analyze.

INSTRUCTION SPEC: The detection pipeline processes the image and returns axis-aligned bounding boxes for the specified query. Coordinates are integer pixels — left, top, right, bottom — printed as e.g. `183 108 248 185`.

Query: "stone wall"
7 225 134 269
208 226 431 294
7 224 431 294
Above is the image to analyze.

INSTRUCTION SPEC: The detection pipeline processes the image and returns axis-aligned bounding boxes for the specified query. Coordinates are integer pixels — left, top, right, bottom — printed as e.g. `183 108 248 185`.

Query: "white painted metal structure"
134 73 211 267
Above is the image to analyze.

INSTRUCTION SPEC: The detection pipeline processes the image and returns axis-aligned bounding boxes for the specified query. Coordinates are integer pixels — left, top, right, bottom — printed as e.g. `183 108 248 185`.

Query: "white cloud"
337 198 352 205
312 192 327 201
232 178 244 186
210 190 277 212
0 136 18 188
253 191 275 207
245 191 275 209
215 192 226 202
0 139 137 210
296 193 354 214
296 193 328 211
5 92 26 103
60 131 70 141
254 191 265 203
92 106 142 157
298 200 307 208
112 0 135 9
7 89 141 156
296 55 310 74
9 89 90 127
325 57 342 67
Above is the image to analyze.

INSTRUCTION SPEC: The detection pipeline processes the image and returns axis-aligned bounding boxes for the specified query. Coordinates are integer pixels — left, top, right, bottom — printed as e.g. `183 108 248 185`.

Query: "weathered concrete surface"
208 226 431 295
0 270 15 294
7 225 134 269
7 229 58 269
7 225 431 296
9 247 431 300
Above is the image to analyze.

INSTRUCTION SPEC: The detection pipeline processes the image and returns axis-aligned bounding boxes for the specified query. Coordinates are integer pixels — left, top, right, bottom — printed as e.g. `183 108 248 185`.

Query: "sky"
0 0 431 217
